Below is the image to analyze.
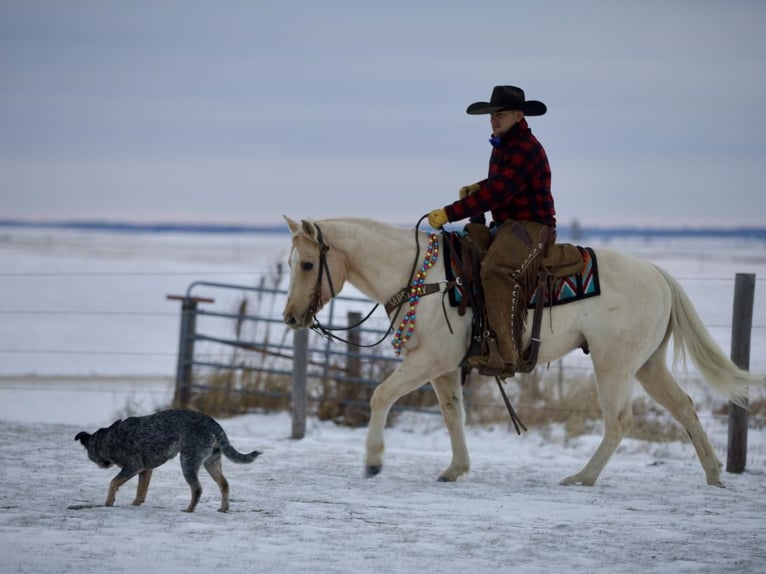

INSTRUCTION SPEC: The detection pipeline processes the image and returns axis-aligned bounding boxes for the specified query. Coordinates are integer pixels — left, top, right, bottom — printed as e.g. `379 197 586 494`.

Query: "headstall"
305 220 445 352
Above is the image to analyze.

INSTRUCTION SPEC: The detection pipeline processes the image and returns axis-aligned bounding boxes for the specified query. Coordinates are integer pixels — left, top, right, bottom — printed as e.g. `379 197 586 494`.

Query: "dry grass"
713 399 766 429
191 345 721 442
191 357 437 426
465 367 702 442
192 343 712 442
189 367 293 417
466 369 601 434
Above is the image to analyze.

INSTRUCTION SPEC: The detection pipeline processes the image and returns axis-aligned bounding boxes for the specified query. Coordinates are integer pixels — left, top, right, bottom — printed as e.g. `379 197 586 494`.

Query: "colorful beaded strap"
392 233 439 356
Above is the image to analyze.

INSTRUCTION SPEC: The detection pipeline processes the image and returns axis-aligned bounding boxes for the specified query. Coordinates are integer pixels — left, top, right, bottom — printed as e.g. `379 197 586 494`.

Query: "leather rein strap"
308 219 444 348
308 224 334 317
308 224 381 344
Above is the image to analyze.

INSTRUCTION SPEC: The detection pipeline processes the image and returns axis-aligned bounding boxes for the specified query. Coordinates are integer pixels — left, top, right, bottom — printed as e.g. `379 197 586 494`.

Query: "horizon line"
1 218 766 239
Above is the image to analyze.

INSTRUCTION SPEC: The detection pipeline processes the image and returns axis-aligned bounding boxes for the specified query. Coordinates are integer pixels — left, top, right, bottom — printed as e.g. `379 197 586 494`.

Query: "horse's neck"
322 219 424 303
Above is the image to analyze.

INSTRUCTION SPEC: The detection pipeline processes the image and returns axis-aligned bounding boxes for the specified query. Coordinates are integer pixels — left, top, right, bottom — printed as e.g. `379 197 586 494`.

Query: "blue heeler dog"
75 409 261 512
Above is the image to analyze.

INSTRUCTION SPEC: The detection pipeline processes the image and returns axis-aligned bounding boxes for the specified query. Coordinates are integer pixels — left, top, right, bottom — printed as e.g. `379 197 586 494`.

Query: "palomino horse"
282 216 757 486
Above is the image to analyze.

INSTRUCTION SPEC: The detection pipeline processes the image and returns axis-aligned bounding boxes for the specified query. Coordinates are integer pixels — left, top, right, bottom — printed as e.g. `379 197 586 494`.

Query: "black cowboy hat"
466 85 547 116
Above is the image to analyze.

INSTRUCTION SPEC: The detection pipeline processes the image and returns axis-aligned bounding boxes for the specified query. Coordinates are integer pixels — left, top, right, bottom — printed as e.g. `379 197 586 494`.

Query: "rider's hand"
458 183 481 200
428 208 448 229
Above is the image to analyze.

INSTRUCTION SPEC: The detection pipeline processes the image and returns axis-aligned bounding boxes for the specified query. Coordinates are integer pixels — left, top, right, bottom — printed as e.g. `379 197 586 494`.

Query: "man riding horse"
428 85 556 376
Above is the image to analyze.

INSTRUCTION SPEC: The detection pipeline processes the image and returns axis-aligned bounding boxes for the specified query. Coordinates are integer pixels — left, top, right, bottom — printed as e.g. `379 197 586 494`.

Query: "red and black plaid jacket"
444 118 556 226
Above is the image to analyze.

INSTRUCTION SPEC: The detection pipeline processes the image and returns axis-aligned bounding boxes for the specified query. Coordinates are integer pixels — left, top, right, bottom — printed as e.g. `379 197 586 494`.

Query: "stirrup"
466 336 508 377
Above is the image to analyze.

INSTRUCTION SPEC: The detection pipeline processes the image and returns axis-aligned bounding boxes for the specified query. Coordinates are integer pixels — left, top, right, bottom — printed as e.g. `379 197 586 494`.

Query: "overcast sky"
2 1 765 227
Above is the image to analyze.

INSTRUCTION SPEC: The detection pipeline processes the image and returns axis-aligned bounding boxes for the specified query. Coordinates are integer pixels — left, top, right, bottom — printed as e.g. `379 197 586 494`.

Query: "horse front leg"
431 370 470 482
365 362 437 478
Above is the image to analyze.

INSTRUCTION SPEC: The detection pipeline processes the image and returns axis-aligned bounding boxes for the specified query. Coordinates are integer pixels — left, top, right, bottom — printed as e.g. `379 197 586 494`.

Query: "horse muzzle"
283 310 313 330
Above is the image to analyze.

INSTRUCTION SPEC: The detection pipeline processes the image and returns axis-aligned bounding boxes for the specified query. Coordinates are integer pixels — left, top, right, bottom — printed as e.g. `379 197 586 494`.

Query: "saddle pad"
442 235 600 308
528 246 601 307
441 231 472 308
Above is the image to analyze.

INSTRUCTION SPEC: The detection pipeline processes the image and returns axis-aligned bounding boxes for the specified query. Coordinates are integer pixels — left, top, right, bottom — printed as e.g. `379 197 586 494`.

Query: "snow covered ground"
1 226 765 573
2 410 766 574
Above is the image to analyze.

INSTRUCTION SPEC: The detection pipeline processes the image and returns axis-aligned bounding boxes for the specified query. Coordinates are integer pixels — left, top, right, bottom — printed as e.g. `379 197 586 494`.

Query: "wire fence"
1 270 765 368
2 266 766 434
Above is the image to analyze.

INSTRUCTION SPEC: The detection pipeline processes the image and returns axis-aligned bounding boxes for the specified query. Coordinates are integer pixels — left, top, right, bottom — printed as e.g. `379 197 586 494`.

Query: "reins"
307 215 431 348
304 216 527 434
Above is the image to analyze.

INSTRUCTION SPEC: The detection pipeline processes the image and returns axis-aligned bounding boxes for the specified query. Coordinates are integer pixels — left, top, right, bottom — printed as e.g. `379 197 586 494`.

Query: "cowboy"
428 85 556 374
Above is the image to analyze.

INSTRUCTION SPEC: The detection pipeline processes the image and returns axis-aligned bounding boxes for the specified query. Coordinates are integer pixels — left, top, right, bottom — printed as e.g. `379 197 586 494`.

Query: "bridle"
304 216 433 347
301 217 528 433
306 223 335 320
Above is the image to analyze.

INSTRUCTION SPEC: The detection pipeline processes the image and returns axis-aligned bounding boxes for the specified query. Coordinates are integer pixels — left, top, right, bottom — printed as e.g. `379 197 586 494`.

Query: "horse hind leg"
561 367 635 486
636 347 723 486
431 371 470 482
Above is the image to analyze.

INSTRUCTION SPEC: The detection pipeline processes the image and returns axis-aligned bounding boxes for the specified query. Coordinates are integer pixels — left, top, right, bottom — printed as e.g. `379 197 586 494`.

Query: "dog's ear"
74 432 91 448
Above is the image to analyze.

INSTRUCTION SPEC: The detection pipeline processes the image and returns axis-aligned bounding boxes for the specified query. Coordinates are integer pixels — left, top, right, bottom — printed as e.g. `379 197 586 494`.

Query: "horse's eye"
301 261 314 271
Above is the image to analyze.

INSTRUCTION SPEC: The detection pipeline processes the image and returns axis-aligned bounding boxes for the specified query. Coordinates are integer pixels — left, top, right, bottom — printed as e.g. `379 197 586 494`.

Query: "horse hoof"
560 475 595 486
437 476 455 483
560 475 581 486
365 465 382 478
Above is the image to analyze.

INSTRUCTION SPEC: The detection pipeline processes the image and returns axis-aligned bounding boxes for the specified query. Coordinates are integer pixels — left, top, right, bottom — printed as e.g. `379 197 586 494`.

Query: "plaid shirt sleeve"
444 120 556 226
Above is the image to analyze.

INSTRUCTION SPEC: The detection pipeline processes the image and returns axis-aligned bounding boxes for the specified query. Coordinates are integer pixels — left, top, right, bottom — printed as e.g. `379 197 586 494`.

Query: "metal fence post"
726 273 755 474
168 295 212 408
347 311 362 381
291 328 309 439
175 297 197 408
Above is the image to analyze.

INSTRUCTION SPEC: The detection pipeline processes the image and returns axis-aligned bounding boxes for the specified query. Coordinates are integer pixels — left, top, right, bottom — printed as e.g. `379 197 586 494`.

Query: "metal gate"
168 279 438 433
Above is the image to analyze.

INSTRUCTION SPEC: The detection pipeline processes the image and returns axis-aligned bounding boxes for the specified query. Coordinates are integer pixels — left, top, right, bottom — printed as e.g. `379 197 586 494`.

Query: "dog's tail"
218 432 261 464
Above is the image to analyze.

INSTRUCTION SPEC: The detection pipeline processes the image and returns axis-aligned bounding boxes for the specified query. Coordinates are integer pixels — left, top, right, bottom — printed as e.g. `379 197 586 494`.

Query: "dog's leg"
106 467 139 507
180 452 204 513
132 469 153 506
204 451 230 513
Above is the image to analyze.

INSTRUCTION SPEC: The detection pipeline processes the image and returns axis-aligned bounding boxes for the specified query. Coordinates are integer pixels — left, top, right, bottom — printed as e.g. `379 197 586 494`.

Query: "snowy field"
1 226 765 573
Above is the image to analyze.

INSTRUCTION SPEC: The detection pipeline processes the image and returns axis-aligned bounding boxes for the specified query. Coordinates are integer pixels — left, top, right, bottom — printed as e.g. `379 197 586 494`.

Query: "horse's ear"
300 219 318 241
284 215 299 235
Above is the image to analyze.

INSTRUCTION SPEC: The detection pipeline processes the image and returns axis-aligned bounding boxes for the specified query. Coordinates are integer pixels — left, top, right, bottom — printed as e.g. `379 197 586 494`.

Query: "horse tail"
656 266 761 406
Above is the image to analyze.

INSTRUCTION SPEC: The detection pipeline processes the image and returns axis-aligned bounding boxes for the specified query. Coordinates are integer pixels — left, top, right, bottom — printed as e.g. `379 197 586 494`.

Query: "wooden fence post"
291 328 309 439
726 273 755 474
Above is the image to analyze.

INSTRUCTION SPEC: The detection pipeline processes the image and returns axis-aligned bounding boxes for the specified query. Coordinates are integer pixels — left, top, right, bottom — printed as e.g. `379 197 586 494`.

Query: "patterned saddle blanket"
442 232 601 308
528 246 600 307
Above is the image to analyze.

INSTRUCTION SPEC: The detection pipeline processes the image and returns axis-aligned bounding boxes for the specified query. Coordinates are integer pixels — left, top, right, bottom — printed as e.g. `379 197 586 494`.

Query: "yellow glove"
428 208 448 229
458 183 481 200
